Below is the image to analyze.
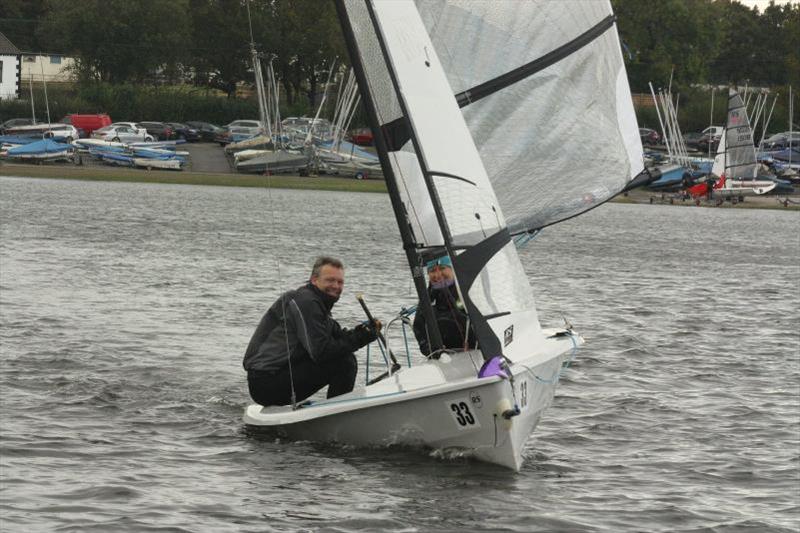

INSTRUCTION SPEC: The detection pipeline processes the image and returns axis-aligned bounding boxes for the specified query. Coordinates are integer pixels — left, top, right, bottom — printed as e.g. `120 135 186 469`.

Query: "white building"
0 32 20 99
20 53 76 84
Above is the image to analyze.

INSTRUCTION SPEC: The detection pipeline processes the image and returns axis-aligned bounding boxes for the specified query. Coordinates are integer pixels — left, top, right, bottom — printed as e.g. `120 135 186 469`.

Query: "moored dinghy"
243 0 644 471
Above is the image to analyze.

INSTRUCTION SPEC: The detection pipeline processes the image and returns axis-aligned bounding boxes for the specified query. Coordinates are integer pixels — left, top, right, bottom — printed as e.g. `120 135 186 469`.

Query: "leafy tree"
0 0 47 52
185 0 254 98
613 0 722 92
269 0 346 109
39 0 190 83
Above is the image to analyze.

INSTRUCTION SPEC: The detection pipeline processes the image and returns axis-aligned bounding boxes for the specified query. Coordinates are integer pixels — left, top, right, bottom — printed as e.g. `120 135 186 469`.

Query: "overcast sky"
738 0 798 10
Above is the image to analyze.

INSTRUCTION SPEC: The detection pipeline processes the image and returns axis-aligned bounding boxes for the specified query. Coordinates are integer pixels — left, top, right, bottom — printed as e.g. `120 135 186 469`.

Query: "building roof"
0 32 21 55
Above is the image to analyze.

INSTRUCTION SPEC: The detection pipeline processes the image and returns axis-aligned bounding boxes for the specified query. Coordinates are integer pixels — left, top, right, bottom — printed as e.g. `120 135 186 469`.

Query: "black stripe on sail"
428 171 478 187
454 14 617 107
451 228 512 359
381 14 617 150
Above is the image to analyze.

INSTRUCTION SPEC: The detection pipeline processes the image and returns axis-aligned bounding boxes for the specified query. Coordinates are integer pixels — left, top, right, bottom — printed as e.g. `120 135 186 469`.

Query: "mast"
28 68 36 123
333 0 444 352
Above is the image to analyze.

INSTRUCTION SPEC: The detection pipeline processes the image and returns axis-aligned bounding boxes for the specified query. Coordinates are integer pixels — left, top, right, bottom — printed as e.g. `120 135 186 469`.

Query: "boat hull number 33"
446 394 482 430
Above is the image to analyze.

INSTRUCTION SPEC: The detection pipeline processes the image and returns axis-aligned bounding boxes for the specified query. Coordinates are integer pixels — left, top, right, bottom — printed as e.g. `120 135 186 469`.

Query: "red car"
348 128 374 146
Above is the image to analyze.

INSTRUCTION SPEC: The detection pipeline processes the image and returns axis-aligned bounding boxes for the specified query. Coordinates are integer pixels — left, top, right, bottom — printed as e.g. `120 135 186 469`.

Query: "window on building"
50 56 61 65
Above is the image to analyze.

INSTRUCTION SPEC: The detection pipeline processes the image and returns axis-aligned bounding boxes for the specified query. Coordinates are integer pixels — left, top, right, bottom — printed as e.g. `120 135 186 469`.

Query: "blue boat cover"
7 139 71 155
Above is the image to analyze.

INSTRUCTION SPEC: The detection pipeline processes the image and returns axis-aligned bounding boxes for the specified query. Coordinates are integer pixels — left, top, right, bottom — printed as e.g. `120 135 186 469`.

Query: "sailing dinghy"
244 0 644 471
709 88 785 196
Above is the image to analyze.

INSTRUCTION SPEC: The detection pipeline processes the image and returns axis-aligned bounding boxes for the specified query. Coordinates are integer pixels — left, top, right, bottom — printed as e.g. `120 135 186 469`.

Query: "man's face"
312 264 345 300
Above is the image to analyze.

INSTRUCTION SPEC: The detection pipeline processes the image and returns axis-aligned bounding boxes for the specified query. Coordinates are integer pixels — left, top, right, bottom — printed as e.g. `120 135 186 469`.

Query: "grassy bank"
0 163 388 193
2 162 797 211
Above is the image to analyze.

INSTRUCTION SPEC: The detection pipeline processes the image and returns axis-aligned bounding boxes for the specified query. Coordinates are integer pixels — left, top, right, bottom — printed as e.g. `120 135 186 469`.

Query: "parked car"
225 119 263 130
166 122 200 142
215 126 260 145
696 125 723 153
92 125 154 143
639 127 661 145
1 118 37 134
137 121 174 141
43 124 79 143
348 127 374 146
109 122 149 138
61 114 111 136
760 131 799 151
4 122 79 143
185 121 223 142
683 131 705 150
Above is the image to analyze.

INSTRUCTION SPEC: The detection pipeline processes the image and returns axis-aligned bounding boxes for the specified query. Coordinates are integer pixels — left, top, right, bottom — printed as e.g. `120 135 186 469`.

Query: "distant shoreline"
2 162 798 211
0 162 388 194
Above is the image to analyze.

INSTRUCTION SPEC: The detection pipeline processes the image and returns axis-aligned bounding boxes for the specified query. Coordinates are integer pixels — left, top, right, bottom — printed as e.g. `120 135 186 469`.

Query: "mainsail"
336 0 640 363
711 88 759 180
417 0 644 233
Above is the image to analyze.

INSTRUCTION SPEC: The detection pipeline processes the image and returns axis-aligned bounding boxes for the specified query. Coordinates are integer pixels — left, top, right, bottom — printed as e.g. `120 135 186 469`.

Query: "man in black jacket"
244 256 379 406
412 255 475 357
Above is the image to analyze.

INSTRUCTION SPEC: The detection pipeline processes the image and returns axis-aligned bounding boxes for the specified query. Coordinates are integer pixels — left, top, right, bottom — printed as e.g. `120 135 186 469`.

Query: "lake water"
1 176 798 532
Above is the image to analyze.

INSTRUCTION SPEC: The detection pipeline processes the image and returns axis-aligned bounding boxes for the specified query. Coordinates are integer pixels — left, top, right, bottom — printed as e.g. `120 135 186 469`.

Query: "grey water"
0 175 798 533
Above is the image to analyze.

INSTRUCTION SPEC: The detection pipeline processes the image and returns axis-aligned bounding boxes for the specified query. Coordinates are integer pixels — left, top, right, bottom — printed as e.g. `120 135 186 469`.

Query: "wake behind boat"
244 0 644 471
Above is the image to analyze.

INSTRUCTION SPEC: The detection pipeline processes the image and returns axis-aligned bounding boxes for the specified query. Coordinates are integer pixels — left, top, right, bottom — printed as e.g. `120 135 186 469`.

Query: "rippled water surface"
1 176 798 532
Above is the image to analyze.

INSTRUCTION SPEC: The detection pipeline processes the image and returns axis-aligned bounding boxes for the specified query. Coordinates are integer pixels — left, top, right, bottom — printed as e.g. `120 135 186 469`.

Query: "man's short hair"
311 256 344 278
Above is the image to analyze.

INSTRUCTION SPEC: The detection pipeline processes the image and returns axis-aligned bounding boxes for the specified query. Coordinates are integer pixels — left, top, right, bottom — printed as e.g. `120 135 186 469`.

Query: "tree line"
0 0 798 126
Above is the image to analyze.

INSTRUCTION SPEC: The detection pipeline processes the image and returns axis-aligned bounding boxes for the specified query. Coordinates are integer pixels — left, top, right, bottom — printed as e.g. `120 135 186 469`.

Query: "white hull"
133 157 183 170
717 180 777 196
244 329 580 471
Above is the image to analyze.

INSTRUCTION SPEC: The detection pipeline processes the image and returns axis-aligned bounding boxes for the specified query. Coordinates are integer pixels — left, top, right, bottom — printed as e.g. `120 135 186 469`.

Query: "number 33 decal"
447 399 481 430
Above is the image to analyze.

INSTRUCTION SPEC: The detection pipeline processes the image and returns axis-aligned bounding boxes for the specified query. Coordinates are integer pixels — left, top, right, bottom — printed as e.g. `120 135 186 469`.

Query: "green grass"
0 162 388 193
3 162 797 211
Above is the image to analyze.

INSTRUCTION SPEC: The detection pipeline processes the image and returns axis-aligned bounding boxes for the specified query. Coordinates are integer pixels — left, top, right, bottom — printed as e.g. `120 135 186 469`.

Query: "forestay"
416 0 643 233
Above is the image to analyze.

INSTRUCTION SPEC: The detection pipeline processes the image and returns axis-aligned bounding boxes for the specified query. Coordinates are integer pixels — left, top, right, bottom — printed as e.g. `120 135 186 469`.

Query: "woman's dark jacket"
243 283 376 373
413 284 476 356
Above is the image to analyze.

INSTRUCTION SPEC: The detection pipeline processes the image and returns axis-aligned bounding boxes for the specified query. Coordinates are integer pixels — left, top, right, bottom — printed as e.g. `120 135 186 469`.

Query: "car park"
166 122 200 142
185 121 223 142
92 125 154 143
137 121 175 141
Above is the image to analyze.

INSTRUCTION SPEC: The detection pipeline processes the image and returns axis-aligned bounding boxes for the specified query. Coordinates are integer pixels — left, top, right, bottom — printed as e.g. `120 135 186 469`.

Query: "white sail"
367 1 543 360
713 88 759 180
417 0 643 233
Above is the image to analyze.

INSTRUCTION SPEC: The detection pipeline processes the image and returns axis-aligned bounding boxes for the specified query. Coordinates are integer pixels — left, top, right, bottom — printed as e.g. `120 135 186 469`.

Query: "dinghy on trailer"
243 0 644 470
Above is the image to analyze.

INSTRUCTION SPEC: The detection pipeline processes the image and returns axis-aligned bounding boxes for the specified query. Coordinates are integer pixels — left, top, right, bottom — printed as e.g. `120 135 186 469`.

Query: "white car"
110 122 149 138
226 119 263 130
5 123 79 143
92 125 154 143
